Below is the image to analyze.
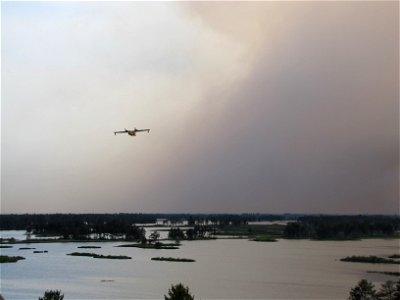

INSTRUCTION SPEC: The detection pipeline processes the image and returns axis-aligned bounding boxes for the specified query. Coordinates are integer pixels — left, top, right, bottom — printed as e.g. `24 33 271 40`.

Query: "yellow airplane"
114 128 150 136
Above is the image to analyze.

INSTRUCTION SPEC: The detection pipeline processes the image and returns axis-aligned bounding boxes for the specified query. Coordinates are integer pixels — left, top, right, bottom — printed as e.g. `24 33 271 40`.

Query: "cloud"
2 2 246 212
144 1 399 213
2 2 398 214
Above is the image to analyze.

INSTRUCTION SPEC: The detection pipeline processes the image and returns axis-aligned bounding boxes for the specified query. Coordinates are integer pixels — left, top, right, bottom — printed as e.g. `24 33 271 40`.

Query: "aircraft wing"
114 131 127 135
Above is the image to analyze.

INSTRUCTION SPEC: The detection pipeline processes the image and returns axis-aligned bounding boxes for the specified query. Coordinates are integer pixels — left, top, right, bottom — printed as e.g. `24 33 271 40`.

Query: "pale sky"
1 1 398 214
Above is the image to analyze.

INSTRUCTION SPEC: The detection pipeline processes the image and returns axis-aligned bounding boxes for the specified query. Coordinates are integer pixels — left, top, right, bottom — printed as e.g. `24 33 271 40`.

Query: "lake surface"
1 231 399 299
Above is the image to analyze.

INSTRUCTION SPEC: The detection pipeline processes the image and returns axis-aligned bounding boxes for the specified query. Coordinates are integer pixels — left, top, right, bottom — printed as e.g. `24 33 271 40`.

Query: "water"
1 231 399 299
0 231 28 241
0 230 61 241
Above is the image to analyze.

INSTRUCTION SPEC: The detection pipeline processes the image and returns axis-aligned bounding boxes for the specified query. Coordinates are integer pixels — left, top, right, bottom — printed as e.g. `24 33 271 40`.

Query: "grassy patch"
340 256 400 264
116 242 179 249
151 257 195 262
67 252 95 257
67 252 131 259
94 254 131 259
0 255 25 263
367 271 400 277
250 236 278 242
8 238 130 244
216 224 285 238
311 237 361 241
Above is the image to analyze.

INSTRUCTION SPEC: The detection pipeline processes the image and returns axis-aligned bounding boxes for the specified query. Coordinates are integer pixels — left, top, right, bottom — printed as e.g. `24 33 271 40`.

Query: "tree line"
348 279 400 300
28 218 147 241
2 214 399 241
283 215 400 239
168 225 216 240
0 213 291 231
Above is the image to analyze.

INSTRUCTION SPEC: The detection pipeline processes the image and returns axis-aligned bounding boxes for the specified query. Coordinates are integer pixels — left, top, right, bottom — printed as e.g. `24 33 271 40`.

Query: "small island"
340 255 400 264
250 236 278 242
367 271 400 277
0 255 25 263
67 252 131 259
116 242 180 249
0 245 13 248
77 246 102 249
151 257 195 262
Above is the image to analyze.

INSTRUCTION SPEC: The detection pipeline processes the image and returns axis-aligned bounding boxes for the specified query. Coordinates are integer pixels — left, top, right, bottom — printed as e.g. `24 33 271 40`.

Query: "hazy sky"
2 1 398 214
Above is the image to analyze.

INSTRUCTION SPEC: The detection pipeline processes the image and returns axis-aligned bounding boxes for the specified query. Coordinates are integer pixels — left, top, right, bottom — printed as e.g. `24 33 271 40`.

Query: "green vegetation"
341 255 400 264
0 213 290 242
0 245 12 248
167 226 218 240
216 224 285 239
151 257 195 262
348 279 377 300
0 213 289 231
184 226 215 240
38 290 64 300
367 271 400 277
2 215 147 241
2 214 398 244
93 254 131 260
67 252 95 257
67 252 131 259
9 238 128 244
0 255 25 263
284 215 400 240
250 235 278 242
149 231 161 243
164 283 194 300
348 279 400 300
116 242 180 249
168 227 186 241
77 246 101 249
376 280 400 300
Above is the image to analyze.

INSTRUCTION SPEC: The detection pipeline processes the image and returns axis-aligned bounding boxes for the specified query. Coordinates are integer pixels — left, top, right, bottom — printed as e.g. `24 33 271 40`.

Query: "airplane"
114 128 150 136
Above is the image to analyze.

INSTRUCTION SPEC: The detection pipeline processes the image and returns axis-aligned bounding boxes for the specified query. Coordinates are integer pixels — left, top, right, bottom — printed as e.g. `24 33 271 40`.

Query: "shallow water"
0 231 398 299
